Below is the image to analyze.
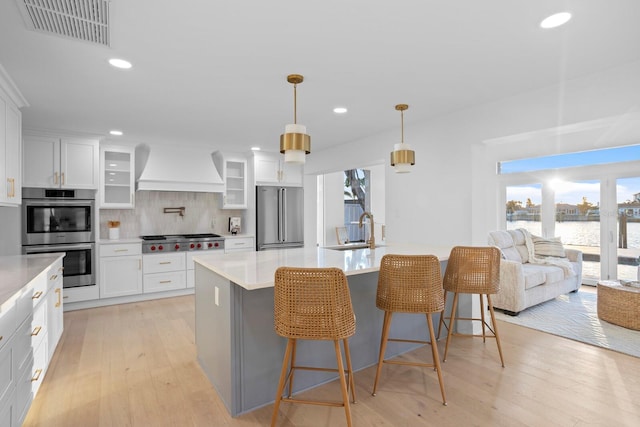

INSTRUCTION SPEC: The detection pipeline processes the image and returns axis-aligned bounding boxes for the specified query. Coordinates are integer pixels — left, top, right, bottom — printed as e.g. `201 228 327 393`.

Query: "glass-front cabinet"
100 145 134 208
213 151 247 209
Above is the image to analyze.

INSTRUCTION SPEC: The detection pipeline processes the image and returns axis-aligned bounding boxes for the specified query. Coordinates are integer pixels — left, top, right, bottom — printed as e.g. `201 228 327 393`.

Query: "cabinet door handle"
31 326 42 336
54 172 59 185
159 261 171 265
32 291 43 300
160 280 171 284
7 178 15 197
31 369 43 382
50 274 57 281
55 288 61 307
61 172 65 185
115 249 129 252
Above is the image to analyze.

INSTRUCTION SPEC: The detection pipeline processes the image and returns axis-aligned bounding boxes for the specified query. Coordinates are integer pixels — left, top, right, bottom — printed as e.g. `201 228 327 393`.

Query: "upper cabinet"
0 93 22 206
213 151 247 209
23 136 99 189
100 145 135 209
253 151 302 187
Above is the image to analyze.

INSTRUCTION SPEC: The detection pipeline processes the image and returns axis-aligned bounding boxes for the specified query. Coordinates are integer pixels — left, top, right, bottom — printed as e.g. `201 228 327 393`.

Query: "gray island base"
193 245 452 417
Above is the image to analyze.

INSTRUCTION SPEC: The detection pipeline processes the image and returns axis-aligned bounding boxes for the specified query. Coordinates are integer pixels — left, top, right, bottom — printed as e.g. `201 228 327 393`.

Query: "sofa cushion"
507 229 529 263
521 264 546 289
488 230 522 263
531 234 566 258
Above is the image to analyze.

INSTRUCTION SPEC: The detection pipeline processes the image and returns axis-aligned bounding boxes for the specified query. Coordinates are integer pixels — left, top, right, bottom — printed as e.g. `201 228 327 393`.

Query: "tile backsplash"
99 191 245 239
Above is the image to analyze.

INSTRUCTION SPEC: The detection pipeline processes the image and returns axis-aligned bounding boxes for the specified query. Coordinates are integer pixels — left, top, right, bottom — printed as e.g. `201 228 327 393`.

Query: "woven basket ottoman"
597 280 640 331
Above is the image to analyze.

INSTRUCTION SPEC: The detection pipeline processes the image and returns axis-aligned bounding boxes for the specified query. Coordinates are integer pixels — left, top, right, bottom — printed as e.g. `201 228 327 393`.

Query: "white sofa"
488 230 583 315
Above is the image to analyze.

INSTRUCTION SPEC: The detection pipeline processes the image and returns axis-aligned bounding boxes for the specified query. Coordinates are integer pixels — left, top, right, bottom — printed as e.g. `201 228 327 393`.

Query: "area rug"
494 290 640 358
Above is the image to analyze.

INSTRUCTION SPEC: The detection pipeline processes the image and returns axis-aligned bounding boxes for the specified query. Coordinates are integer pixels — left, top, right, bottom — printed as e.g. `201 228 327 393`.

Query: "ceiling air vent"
16 0 111 47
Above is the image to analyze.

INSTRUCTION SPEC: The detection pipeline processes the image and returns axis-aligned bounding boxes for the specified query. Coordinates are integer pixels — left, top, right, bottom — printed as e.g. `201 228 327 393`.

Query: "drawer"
47 261 64 291
143 253 186 274
16 274 47 325
0 337 13 404
100 243 141 257
143 271 186 293
224 236 254 253
13 320 31 376
0 301 16 352
62 285 99 304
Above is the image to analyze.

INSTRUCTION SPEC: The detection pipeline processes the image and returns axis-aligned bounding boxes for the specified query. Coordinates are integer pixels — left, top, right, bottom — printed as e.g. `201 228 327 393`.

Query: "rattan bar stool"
270 267 357 427
371 254 447 405
437 246 505 367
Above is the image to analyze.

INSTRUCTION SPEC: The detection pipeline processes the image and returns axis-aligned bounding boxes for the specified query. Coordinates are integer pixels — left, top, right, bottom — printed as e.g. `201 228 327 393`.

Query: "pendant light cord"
400 109 404 144
293 83 297 124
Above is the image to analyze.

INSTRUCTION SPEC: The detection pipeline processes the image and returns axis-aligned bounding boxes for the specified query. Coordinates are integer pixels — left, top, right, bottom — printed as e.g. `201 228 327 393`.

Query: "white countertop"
98 238 142 244
193 243 451 290
0 253 65 307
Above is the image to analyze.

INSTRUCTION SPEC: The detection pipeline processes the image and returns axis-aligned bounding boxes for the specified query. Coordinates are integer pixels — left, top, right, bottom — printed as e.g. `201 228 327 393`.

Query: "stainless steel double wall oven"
22 188 96 289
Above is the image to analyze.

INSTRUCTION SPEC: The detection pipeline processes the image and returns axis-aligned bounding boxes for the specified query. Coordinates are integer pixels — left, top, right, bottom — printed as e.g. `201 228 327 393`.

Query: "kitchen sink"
324 243 385 251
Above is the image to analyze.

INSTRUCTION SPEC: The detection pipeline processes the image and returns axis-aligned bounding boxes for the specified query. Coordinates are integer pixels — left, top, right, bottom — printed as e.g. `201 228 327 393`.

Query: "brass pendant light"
280 74 311 164
390 104 415 173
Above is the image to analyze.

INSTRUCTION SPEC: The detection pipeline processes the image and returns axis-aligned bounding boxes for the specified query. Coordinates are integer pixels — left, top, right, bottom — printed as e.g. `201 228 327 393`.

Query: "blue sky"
503 145 640 206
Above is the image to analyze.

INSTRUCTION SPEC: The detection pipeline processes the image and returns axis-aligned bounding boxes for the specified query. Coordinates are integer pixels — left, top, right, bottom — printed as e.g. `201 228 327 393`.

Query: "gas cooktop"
141 233 225 253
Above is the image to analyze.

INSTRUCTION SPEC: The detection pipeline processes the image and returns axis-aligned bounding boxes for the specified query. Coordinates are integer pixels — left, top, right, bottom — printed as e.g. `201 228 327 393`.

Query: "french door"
502 162 640 285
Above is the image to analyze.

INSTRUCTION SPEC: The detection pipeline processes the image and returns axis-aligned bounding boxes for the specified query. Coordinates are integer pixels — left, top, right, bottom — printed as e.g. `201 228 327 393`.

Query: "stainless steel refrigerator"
256 186 304 251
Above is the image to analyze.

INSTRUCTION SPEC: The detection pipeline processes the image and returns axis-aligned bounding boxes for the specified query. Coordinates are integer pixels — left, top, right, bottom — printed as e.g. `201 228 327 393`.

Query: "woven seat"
371 254 447 405
271 267 356 427
437 246 505 367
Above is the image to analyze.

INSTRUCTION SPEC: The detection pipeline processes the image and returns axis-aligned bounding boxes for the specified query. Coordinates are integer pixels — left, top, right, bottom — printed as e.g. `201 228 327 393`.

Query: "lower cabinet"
99 242 143 298
142 253 186 293
5 256 64 426
46 262 64 362
224 235 255 253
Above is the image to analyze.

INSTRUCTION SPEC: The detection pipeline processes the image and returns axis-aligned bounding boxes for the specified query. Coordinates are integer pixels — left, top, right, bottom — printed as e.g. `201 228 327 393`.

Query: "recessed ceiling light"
109 130 123 136
108 58 132 69
251 147 261 151
333 107 348 114
540 12 572 29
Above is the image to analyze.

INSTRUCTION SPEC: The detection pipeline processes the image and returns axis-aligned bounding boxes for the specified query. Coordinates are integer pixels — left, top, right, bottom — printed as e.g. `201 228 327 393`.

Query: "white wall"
305 60 640 248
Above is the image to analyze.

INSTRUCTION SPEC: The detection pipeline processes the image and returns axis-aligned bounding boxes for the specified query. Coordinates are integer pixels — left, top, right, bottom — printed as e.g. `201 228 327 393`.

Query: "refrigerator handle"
281 188 287 242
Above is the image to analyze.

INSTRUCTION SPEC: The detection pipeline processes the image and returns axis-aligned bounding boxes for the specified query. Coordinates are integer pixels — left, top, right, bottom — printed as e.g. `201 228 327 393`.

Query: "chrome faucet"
358 211 375 249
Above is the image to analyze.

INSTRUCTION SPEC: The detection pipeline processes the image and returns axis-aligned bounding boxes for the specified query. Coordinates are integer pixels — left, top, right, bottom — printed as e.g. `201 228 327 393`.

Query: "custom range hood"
135 144 224 192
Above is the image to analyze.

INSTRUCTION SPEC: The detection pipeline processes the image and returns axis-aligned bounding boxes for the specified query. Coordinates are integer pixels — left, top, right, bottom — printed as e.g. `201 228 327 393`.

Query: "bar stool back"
271 266 356 427
371 254 447 405
437 246 505 366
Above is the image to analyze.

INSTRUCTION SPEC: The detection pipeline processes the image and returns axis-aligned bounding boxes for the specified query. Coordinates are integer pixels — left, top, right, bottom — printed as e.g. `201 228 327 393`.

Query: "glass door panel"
553 179 601 283
616 177 640 281
505 184 542 235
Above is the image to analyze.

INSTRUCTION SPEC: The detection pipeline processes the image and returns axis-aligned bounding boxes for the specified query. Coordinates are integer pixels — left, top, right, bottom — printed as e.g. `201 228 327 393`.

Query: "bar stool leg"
426 314 447 405
443 292 459 362
333 340 353 427
479 294 487 343
342 338 357 403
287 338 298 398
372 311 393 396
436 292 448 339
487 295 505 367
271 339 295 427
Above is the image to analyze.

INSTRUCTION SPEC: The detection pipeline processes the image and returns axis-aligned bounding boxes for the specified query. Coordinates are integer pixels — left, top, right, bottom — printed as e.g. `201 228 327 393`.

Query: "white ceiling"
1 0 639 154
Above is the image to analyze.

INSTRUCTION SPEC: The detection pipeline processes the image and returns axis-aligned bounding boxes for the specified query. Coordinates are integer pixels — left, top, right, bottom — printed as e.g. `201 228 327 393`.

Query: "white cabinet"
99 242 143 298
46 261 64 362
143 253 186 293
224 235 255 253
213 151 247 209
0 90 22 206
0 256 63 426
23 136 99 189
253 151 303 187
100 145 135 208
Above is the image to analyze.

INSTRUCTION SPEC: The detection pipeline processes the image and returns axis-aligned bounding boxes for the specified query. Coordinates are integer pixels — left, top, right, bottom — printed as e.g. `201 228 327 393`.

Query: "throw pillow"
531 234 566 258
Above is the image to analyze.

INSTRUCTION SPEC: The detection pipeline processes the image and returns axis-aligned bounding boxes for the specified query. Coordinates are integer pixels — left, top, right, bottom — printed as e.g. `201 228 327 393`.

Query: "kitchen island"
193 244 451 416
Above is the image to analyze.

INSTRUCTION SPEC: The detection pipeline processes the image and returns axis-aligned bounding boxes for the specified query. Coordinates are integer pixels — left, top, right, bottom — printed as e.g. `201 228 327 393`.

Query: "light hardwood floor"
24 293 640 426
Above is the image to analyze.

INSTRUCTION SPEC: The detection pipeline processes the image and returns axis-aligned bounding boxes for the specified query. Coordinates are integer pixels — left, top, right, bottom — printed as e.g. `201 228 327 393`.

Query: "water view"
507 220 640 281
